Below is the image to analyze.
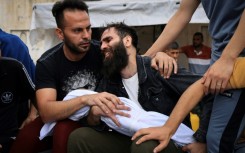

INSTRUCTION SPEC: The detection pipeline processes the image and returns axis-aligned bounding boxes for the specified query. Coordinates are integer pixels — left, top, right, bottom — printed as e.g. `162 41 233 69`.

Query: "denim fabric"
97 55 214 142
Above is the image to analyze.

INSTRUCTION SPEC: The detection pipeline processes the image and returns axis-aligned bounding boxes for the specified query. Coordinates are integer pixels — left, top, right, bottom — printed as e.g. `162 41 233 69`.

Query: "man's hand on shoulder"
150 52 178 78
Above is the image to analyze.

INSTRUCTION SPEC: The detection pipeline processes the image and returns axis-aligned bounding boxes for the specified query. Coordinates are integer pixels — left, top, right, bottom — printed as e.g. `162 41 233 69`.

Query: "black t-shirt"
0 57 35 142
36 40 103 100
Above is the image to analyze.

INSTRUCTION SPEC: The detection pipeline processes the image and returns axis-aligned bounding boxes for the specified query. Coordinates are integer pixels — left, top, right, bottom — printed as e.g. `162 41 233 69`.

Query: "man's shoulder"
202 45 211 51
181 45 193 51
0 30 22 43
0 57 22 66
0 31 27 54
140 55 151 62
137 55 158 74
0 57 23 72
37 42 63 63
137 55 152 67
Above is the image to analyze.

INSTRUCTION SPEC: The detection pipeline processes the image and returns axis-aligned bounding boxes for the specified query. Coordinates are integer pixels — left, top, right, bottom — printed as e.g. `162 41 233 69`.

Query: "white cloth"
39 89 195 146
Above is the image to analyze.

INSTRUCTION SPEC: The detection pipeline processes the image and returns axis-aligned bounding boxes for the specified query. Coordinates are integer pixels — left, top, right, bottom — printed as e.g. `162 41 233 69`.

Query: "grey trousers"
67 127 184 153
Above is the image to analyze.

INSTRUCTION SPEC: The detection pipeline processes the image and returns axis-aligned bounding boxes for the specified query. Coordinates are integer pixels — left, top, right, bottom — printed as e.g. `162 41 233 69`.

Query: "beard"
63 35 91 55
101 41 128 79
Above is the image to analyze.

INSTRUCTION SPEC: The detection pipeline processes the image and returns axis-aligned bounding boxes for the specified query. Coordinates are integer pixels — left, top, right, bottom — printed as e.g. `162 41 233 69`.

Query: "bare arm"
164 79 205 134
132 77 235 152
37 88 87 123
162 78 234 134
37 88 123 123
144 0 200 57
202 9 245 94
132 79 205 153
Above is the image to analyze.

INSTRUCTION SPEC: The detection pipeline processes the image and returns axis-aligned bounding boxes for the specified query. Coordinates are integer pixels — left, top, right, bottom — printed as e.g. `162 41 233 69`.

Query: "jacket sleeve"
193 94 214 143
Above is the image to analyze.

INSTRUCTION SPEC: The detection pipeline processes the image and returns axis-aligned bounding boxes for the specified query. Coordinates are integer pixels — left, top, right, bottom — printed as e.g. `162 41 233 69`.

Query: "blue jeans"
206 51 245 153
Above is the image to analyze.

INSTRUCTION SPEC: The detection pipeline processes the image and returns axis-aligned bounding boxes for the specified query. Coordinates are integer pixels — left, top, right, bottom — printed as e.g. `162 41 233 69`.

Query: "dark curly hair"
101 22 138 49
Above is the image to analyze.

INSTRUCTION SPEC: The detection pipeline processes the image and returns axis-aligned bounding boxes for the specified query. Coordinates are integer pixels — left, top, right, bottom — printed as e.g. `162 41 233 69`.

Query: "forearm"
38 96 87 123
163 79 205 135
144 0 200 57
220 9 245 60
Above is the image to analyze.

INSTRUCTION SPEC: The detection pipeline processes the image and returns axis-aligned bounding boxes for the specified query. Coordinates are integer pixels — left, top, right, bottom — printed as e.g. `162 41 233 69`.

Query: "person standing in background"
180 32 211 75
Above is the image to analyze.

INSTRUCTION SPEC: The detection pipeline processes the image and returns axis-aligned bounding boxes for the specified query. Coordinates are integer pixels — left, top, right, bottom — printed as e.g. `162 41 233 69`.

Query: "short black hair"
102 22 138 49
52 0 89 29
193 32 204 40
168 41 179 50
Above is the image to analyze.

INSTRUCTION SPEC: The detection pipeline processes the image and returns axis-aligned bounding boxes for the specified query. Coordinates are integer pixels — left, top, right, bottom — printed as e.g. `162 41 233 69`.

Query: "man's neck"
194 44 203 51
121 56 137 79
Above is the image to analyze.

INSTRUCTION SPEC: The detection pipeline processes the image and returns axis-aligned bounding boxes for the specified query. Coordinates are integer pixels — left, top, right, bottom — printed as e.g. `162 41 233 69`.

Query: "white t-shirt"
122 73 142 109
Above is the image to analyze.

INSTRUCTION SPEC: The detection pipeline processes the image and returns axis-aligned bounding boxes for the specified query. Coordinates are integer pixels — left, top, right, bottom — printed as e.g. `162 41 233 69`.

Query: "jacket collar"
136 55 150 84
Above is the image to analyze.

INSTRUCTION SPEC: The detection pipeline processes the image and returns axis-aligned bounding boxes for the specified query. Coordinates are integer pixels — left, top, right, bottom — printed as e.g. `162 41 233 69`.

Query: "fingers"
132 129 146 141
151 58 159 71
105 105 130 127
163 57 177 79
151 52 178 78
172 60 178 74
135 134 152 144
202 58 234 95
90 92 120 114
132 128 152 143
202 69 224 95
203 77 226 95
202 70 210 95
166 58 178 77
107 114 121 127
153 143 168 153
113 104 131 118
95 99 110 114
89 92 131 127
132 128 168 153
163 60 169 78
101 92 122 105
220 79 228 93
215 81 223 94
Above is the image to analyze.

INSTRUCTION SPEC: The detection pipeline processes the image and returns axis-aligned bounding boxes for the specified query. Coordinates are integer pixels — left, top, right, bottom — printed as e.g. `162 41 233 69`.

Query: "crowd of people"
0 0 244 153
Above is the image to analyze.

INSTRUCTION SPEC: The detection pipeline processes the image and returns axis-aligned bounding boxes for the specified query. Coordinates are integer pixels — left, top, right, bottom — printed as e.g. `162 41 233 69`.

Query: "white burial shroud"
39 89 195 146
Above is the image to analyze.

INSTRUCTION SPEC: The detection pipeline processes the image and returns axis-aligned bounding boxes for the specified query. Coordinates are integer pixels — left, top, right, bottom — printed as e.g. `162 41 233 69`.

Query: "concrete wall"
0 0 56 61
